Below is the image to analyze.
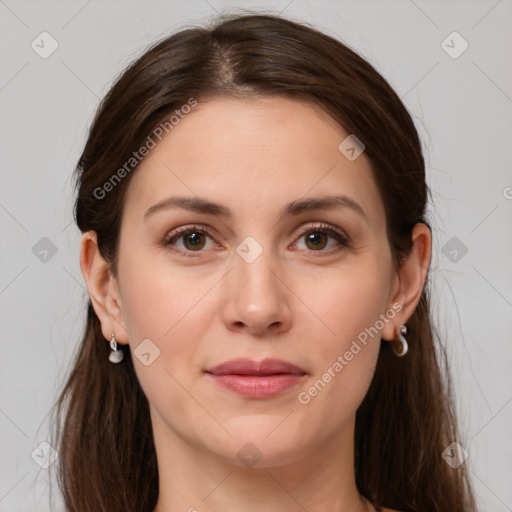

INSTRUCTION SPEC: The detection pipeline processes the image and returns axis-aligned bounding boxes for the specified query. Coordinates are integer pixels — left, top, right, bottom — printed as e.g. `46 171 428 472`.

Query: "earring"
393 324 408 357
109 332 124 363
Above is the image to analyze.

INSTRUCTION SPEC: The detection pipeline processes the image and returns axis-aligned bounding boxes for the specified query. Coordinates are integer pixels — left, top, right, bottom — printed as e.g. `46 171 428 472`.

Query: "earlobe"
381 223 432 343
80 231 129 344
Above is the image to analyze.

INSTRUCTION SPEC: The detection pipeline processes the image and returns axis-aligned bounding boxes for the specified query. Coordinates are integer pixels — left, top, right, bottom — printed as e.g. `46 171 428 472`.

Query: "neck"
151 410 370 512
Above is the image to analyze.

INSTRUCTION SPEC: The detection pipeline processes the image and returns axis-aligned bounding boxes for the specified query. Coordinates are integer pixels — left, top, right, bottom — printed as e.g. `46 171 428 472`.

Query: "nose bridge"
233 239 281 304
222 236 292 334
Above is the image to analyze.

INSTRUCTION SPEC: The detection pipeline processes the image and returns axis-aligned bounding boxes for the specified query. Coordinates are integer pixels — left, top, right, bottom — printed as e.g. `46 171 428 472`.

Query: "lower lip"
207 373 305 398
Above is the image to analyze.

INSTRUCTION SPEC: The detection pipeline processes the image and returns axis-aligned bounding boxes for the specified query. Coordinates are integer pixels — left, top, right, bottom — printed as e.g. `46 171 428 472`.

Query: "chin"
204 426 307 469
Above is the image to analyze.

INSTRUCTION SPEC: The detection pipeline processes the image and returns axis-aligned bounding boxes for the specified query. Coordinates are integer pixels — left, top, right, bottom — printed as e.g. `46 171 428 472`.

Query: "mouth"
205 358 307 398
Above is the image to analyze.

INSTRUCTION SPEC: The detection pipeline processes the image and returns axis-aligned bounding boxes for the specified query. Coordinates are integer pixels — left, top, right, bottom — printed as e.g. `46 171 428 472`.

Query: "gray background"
1 0 511 510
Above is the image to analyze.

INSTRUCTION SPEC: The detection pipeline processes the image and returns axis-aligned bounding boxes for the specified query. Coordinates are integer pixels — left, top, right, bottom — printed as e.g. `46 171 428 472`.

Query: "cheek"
292 262 389 405
117 248 220 393
117 246 211 341
297 262 391 346
117 252 213 430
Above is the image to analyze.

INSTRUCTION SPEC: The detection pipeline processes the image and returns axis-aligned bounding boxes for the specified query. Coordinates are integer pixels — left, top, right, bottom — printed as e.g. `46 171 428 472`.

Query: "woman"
51 12 476 512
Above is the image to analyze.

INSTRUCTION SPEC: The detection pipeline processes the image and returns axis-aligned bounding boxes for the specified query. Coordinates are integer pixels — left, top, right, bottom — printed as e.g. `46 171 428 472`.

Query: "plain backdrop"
1 1 511 510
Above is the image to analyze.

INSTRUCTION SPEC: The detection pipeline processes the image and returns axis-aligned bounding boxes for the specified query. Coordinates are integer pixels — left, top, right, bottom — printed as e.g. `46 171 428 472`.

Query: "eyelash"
162 223 350 258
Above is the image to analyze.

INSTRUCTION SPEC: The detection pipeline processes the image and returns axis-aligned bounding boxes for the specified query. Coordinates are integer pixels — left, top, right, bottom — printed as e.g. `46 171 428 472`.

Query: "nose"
221 248 293 337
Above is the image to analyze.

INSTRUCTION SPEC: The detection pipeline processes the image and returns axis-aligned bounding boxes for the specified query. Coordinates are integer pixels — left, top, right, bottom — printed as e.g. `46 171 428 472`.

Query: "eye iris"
305 231 327 250
184 231 205 250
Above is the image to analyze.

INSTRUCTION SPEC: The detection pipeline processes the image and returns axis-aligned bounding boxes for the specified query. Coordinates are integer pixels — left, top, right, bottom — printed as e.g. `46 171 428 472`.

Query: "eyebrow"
144 194 368 224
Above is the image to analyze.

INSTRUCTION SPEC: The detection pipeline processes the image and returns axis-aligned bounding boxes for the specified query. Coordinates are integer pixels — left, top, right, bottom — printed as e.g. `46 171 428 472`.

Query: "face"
113 96 400 467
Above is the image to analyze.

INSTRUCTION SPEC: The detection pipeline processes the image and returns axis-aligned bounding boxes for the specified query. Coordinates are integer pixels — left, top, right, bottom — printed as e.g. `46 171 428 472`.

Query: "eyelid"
293 222 349 244
290 222 350 255
163 222 350 256
162 224 218 258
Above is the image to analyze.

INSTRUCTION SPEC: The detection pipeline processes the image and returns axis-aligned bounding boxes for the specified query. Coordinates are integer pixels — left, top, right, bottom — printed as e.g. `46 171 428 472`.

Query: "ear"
381 223 432 343
80 231 129 344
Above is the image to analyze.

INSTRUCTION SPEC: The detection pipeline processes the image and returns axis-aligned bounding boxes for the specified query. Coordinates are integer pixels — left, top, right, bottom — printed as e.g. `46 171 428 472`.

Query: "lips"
205 358 307 399
206 357 307 376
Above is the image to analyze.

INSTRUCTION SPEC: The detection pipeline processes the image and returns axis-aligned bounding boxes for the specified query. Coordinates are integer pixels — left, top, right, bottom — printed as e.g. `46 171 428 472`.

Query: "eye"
292 223 350 253
163 222 350 258
163 225 219 257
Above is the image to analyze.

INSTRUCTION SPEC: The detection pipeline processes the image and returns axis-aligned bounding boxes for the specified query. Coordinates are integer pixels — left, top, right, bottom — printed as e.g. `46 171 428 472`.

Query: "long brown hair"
50 12 476 511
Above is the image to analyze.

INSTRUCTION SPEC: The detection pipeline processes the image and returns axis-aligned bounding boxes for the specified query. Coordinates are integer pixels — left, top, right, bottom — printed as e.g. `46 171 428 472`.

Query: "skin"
81 96 431 512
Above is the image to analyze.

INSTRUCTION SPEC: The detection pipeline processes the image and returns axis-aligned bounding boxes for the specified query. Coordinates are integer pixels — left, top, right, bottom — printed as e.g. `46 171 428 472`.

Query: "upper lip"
206 358 307 376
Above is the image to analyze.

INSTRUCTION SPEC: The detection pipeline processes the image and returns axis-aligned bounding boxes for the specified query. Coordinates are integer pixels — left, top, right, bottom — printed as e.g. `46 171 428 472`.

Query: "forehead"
123 96 385 229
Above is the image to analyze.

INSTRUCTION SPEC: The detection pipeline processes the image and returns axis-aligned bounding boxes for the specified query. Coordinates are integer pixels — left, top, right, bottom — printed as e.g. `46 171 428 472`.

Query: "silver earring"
109 333 124 363
393 324 408 357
